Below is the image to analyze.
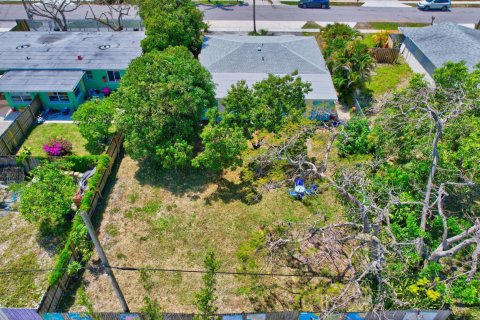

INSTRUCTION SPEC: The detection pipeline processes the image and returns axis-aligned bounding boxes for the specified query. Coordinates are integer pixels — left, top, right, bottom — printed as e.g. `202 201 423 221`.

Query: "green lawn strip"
194 0 244 4
367 59 413 96
356 22 428 30
302 21 321 29
21 123 90 157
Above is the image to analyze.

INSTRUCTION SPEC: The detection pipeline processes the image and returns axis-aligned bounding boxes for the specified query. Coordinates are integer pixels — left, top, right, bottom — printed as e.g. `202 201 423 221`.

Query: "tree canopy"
72 97 115 151
320 23 375 102
138 0 206 57
115 46 215 168
193 73 311 171
19 162 77 235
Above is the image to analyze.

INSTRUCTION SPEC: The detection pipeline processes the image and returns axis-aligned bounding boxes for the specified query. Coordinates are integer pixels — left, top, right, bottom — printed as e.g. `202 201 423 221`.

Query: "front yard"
0 211 59 307
20 123 92 157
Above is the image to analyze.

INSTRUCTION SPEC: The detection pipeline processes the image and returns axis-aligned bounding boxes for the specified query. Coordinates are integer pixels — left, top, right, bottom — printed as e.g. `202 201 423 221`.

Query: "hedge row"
48 154 112 286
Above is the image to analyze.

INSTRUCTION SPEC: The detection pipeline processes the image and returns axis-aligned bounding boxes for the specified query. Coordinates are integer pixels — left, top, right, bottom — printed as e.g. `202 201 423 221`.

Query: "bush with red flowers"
42 137 73 156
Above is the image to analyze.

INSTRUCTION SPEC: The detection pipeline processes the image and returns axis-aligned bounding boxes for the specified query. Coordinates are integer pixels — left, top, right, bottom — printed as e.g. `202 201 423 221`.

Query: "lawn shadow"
203 176 248 205
134 160 220 197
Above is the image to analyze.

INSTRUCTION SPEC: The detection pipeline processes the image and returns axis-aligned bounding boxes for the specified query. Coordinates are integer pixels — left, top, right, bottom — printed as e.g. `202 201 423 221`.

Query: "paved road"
0 4 479 23
201 5 480 23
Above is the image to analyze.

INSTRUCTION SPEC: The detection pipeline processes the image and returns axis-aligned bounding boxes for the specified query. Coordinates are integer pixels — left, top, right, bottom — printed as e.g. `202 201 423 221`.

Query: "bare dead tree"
243 113 478 313
377 83 477 257
85 0 132 31
21 0 82 31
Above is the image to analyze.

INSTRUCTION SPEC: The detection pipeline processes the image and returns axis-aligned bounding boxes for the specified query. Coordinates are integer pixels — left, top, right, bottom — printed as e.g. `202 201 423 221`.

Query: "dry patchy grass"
0 211 58 307
68 155 330 313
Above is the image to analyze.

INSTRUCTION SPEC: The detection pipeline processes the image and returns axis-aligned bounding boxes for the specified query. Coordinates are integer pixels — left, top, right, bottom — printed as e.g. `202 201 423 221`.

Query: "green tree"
138 0 206 57
115 46 215 168
194 73 311 170
194 250 220 320
19 162 77 235
193 112 248 171
72 96 115 151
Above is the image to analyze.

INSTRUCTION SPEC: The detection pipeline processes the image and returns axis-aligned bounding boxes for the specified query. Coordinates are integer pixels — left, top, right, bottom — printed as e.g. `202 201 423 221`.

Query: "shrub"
42 137 72 156
372 31 389 48
337 117 372 157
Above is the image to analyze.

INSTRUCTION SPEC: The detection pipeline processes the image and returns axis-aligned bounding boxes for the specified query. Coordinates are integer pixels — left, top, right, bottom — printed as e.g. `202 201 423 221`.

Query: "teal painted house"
0 32 144 111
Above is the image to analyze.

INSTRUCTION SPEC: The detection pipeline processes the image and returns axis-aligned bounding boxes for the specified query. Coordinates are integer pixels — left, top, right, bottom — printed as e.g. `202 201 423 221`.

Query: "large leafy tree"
19 162 77 235
193 73 311 171
138 0 206 57
115 46 215 168
72 97 115 151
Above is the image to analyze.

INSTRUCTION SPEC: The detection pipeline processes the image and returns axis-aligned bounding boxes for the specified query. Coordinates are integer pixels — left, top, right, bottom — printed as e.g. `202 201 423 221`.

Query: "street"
0 3 479 24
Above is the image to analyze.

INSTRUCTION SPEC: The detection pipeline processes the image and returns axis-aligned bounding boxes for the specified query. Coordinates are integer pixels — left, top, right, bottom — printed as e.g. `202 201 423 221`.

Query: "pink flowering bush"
42 137 73 156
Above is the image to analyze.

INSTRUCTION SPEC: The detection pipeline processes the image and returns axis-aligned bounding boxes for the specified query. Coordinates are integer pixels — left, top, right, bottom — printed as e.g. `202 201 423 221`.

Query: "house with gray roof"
399 23 480 83
199 35 337 119
0 31 144 111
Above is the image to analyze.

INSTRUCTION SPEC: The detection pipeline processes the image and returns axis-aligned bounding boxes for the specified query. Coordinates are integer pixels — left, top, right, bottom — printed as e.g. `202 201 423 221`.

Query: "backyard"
65 131 346 313
366 58 413 97
0 210 59 307
20 123 93 157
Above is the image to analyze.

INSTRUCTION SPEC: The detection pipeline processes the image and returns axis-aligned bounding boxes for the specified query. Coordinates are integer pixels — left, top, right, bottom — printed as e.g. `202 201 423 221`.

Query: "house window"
48 92 70 102
74 85 82 98
10 92 32 103
107 70 121 82
85 71 93 80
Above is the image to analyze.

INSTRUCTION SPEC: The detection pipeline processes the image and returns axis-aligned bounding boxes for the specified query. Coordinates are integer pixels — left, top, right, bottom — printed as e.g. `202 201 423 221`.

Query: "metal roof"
200 35 337 101
0 31 144 71
400 23 480 71
0 70 84 92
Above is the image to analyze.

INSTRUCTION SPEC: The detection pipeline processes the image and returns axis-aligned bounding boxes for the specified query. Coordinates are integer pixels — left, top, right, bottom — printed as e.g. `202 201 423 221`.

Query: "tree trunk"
417 112 442 256
253 0 256 34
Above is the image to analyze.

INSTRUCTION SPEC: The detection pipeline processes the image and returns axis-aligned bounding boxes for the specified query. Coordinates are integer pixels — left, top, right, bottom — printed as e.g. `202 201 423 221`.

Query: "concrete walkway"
206 19 356 31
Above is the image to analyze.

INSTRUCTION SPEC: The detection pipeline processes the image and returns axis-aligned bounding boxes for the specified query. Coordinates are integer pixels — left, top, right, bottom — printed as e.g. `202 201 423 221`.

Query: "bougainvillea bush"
43 137 73 156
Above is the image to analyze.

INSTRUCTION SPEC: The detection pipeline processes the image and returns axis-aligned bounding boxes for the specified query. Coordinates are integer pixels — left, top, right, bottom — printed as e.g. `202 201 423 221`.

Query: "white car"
418 0 451 11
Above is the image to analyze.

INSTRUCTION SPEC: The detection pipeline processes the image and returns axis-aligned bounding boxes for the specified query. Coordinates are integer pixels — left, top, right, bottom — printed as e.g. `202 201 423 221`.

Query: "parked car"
298 0 330 9
417 0 451 11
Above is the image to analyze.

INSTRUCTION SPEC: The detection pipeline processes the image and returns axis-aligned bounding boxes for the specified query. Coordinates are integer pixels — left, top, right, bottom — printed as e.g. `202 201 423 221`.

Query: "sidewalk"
206 19 475 32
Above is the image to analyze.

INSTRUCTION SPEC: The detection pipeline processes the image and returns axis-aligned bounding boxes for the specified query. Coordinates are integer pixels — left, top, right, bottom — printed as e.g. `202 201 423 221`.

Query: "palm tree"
253 0 273 34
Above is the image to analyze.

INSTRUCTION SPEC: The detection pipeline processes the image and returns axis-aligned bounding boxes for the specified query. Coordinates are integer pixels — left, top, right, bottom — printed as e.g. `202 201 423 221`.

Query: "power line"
0 265 342 280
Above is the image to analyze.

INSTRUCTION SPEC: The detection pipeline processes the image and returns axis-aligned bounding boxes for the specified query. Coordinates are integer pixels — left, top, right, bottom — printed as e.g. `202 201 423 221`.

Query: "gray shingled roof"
0 31 144 71
0 70 84 92
200 35 337 101
400 23 480 71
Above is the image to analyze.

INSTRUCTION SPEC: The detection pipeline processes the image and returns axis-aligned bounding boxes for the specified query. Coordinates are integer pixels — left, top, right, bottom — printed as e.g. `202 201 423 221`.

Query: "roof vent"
257 46 262 52
98 44 111 50
16 44 30 50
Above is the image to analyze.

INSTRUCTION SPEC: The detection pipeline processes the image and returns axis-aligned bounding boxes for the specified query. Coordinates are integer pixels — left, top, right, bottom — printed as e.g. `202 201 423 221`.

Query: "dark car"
298 0 330 9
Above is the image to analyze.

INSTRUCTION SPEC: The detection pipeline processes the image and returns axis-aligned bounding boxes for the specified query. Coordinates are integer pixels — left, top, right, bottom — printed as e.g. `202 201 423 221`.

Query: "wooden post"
79 211 130 312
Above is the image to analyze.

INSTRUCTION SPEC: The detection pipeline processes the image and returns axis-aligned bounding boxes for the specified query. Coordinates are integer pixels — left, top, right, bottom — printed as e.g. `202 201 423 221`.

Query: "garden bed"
20 123 93 157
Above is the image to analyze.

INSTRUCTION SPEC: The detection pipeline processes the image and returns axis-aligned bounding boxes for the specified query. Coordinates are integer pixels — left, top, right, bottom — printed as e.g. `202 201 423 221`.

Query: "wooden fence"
370 48 400 64
0 97 42 156
37 133 124 313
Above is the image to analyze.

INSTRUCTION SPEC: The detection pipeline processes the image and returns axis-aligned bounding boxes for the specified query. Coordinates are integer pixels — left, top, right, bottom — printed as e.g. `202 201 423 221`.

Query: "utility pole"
80 211 130 313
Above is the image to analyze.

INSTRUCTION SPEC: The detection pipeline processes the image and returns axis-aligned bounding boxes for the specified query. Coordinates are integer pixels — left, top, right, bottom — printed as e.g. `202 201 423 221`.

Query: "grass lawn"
356 22 428 30
302 21 321 29
0 211 59 307
21 123 92 157
367 58 413 97
67 133 346 313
